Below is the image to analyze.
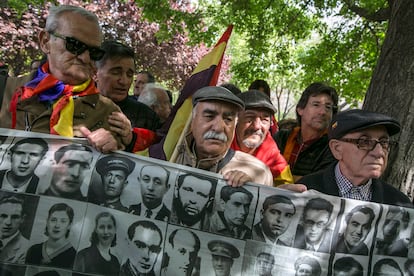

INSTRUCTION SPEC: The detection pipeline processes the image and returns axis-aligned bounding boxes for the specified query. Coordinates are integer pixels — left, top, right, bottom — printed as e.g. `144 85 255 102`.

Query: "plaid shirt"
335 163 372 201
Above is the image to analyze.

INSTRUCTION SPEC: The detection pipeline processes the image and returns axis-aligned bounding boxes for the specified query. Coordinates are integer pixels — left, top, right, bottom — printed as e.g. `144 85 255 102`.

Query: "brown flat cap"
237 90 276 114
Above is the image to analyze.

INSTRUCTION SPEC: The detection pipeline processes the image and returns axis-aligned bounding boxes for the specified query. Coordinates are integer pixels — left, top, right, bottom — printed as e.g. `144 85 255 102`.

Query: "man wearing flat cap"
174 86 273 187
208 240 240 276
94 154 135 211
231 90 293 185
298 109 412 207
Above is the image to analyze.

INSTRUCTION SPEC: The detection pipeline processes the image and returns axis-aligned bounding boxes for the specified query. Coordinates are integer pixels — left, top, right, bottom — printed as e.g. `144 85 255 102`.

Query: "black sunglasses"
49 31 105 61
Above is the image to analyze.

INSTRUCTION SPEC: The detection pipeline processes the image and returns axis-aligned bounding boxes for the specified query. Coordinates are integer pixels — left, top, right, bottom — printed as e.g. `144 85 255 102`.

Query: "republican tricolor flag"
144 25 233 160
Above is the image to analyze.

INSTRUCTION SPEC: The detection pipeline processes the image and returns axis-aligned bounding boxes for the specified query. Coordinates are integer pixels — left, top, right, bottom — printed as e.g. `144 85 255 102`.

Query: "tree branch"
342 0 391 22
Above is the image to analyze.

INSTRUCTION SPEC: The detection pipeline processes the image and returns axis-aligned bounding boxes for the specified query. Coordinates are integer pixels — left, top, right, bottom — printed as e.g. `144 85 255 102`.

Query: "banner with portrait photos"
0 128 412 276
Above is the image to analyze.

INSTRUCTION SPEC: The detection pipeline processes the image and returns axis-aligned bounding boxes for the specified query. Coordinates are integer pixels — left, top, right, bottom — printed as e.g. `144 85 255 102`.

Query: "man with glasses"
298 109 412 207
121 220 163 276
293 197 334 253
9 5 124 153
231 90 293 185
274 82 338 181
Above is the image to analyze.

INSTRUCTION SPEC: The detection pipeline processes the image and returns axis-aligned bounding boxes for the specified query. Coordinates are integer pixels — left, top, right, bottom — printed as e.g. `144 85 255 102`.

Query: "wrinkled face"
0 203 24 239
297 94 334 133
131 226 161 274
134 73 149 96
191 102 237 159
96 56 134 102
140 166 169 209
167 230 198 276
334 126 389 185
303 209 330 244
296 264 313 276
152 89 172 123
212 255 233 276
382 211 404 242
235 109 271 152
262 203 295 238
51 150 92 196
255 254 274 276
344 211 371 248
39 12 102 85
46 210 71 241
10 143 44 177
223 192 251 227
103 169 127 198
95 216 116 246
177 176 212 218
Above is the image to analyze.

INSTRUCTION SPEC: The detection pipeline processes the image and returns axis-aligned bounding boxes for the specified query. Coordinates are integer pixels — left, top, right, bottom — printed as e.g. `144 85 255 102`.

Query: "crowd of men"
0 3 413 276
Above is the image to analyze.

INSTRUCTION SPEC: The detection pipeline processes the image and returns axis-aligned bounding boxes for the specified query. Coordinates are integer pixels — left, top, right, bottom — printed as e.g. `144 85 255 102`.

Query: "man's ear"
219 199 226 211
296 106 304 117
38 30 51 55
329 139 343 160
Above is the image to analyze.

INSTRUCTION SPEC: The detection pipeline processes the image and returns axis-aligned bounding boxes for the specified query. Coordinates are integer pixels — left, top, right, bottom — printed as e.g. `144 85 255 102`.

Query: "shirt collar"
335 163 372 201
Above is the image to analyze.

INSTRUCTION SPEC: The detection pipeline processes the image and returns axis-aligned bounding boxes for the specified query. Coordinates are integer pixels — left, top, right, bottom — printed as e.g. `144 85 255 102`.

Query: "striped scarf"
10 62 98 137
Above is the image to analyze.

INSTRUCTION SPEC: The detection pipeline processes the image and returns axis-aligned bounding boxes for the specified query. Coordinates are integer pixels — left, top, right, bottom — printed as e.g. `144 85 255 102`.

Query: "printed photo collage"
0 133 412 276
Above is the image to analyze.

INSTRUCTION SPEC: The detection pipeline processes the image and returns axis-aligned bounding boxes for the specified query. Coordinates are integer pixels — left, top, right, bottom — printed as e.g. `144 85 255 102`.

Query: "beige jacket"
174 133 273 186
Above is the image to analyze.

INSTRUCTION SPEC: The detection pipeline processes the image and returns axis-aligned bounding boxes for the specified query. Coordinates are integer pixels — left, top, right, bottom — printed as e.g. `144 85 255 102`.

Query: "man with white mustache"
231 90 293 185
174 86 273 187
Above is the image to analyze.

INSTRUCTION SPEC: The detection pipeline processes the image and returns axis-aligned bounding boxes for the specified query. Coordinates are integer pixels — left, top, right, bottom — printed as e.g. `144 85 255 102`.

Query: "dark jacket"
128 203 170 222
0 170 39 194
115 96 160 131
273 128 336 177
298 162 413 208
293 224 333 253
252 222 288 246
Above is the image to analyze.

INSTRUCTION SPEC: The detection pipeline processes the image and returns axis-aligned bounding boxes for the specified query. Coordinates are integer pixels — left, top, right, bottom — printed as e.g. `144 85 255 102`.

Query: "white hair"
138 83 167 106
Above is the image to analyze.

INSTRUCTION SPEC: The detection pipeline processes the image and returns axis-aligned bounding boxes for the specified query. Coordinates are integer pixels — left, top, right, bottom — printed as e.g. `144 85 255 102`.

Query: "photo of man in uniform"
93 155 135 212
254 252 275 276
208 240 240 276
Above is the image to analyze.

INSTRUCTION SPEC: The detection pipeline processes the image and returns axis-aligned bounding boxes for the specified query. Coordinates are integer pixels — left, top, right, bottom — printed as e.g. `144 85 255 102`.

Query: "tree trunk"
363 0 414 199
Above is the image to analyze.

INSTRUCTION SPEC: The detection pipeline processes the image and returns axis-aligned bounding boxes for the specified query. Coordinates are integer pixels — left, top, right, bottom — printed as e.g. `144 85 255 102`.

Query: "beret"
208 240 240 259
96 155 136 176
192 86 244 110
237 90 276 114
329 109 400 140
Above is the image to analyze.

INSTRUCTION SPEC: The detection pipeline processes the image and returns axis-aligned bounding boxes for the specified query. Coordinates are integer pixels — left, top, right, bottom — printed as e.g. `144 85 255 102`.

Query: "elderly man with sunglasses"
9 5 124 153
298 109 412 207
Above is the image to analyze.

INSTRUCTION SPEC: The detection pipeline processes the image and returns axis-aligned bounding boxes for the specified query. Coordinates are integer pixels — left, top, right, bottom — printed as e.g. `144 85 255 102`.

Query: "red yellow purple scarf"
10 62 98 137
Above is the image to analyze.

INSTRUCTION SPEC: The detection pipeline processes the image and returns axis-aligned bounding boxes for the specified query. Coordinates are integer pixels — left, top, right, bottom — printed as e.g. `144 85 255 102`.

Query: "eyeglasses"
339 138 397 151
49 32 105 61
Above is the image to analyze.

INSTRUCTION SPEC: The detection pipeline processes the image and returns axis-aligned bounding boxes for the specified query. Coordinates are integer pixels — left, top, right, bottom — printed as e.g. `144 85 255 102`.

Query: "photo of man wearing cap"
298 109 412 207
91 154 136 212
207 240 240 276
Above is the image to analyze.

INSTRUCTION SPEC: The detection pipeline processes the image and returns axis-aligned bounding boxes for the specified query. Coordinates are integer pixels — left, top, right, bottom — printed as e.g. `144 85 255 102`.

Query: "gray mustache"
203 131 228 142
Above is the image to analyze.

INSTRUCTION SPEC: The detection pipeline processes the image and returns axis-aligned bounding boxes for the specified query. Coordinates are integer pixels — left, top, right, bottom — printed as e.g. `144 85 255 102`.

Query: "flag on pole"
145 25 233 160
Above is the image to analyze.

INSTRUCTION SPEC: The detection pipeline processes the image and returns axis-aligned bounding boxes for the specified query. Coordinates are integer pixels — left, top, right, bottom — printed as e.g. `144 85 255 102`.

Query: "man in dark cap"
232 90 293 185
298 109 412 207
208 240 240 276
174 86 273 187
94 154 135 211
